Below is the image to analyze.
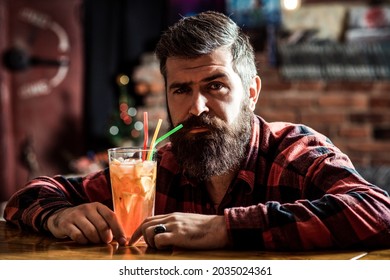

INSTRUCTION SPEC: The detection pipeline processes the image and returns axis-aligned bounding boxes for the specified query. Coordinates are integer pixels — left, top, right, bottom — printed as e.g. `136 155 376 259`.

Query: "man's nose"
189 92 209 116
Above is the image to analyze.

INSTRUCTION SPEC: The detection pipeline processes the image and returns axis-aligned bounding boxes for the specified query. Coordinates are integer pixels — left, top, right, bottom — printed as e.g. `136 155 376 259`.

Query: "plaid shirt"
5 116 390 250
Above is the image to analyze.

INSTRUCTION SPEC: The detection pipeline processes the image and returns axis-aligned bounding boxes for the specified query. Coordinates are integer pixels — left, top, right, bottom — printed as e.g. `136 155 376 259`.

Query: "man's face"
165 47 255 180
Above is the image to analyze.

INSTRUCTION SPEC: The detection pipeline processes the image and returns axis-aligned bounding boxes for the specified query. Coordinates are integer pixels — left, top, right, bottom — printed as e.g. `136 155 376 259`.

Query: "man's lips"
188 127 209 134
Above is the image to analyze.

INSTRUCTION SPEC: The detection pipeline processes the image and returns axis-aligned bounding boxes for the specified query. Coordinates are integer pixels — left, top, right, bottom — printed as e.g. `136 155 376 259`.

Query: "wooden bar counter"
0 221 389 260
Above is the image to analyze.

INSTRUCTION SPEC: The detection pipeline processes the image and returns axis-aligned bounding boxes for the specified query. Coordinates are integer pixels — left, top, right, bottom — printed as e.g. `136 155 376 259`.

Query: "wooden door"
0 0 84 202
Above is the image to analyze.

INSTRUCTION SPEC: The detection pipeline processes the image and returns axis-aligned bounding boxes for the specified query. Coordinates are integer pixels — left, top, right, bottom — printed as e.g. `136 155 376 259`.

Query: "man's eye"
209 82 224 91
173 87 190 94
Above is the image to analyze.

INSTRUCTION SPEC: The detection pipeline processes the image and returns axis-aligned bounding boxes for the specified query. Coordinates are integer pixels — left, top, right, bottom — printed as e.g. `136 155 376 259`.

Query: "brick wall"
255 53 390 167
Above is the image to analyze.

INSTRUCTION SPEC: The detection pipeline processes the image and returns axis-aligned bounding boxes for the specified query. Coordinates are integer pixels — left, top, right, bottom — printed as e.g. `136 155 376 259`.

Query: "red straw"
142 112 148 160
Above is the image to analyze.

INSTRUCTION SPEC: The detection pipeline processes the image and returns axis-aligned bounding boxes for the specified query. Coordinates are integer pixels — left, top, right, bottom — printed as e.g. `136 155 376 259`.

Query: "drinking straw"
142 112 148 160
153 123 183 147
147 118 163 160
147 123 184 160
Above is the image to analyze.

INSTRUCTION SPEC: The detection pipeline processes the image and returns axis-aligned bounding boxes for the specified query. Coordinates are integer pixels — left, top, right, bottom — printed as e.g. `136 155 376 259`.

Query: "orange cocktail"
108 148 157 241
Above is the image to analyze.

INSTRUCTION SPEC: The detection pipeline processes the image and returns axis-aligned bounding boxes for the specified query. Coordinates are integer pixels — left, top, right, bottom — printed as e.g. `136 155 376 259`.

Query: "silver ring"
154 224 167 234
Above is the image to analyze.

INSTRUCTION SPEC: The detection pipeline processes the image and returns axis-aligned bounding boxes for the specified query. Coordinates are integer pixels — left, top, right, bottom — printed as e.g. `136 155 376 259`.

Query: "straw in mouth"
147 122 184 160
153 123 183 147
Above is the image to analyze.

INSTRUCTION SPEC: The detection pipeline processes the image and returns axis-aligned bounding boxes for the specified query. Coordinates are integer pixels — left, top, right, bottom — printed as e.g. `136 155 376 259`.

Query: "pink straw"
142 112 148 160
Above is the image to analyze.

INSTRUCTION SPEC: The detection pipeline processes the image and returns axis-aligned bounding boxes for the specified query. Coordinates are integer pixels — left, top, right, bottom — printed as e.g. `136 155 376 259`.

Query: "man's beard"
168 102 253 181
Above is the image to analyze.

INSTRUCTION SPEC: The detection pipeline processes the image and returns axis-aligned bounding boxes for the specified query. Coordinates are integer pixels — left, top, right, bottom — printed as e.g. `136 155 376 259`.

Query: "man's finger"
96 204 127 245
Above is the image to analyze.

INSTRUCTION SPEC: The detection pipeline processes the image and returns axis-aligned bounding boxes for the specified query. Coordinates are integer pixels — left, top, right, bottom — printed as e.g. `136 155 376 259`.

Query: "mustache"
179 114 225 133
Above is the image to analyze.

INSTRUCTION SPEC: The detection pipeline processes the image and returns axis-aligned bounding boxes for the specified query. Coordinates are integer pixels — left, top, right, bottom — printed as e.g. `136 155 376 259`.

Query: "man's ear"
249 75 261 111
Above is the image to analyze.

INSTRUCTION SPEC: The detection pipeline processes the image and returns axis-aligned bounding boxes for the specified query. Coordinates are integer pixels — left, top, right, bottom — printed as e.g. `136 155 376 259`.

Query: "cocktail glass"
108 147 157 244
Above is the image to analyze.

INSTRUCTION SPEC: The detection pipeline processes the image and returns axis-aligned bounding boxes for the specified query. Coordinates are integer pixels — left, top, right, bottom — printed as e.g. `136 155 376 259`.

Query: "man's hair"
155 11 257 92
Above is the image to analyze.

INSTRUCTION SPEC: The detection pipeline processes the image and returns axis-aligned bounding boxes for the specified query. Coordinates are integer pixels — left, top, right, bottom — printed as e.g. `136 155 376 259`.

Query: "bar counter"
1 221 389 260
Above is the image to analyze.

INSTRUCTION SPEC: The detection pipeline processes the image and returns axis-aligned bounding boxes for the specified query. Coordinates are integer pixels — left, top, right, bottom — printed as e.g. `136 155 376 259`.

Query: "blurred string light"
281 0 301 10
109 74 143 142
117 74 133 126
109 125 119 136
128 107 137 117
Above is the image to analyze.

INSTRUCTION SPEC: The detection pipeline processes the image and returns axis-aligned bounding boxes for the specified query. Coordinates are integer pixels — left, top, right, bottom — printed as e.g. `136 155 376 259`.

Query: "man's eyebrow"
202 73 228 83
168 81 192 91
169 73 228 90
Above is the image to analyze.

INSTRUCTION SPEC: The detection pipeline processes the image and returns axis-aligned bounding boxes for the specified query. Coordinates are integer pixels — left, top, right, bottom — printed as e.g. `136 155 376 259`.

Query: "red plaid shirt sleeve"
4 169 112 232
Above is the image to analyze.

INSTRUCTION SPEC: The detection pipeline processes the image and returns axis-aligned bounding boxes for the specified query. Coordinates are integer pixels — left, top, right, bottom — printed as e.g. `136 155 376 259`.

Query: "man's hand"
130 212 229 250
45 202 127 245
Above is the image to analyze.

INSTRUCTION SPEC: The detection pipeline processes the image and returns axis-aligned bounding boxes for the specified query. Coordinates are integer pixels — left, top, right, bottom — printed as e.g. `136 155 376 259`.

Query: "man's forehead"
167 47 232 66
166 50 234 79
